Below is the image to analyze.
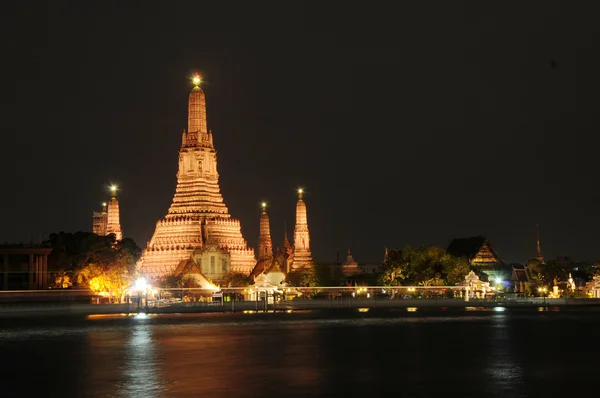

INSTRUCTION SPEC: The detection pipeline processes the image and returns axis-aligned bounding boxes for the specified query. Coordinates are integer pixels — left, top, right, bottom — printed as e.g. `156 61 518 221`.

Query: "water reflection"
2 309 600 397
486 309 526 397
121 323 164 397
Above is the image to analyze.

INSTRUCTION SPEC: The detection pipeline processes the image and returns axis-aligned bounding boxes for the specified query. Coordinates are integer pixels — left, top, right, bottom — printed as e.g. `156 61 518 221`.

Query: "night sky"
3 1 600 264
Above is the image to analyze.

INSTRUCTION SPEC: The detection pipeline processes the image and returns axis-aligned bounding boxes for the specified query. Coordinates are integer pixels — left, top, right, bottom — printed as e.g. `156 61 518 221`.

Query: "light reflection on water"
1 309 600 397
121 324 164 397
486 310 527 398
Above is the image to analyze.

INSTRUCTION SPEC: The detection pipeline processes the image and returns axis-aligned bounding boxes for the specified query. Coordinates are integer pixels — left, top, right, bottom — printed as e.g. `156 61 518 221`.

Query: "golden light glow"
297 188 303 194
102 202 107 207
110 185 117 192
261 202 267 208
192 73 201 86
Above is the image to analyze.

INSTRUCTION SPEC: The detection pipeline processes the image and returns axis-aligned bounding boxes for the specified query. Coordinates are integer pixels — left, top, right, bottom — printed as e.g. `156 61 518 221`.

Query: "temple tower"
137 73 255 279
106 186 123 241
257 202 273 260
536 224 544 264
92 202 108 236
341 248 360 276
292 188 312 269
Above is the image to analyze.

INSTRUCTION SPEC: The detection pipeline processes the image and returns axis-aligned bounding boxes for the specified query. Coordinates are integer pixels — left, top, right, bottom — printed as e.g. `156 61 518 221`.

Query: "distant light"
110 185 117 192
495 278 502 285
192 73 201 86
102 202 107 207
261 202 267 208
298 188 303 194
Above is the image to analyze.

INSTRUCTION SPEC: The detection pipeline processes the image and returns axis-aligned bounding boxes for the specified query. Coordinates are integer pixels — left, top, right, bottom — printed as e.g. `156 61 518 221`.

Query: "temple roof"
172 258 215 288
173 257 201 275
250 257 284 279
447 236 500 262
511 264 532 282
342 249 358 266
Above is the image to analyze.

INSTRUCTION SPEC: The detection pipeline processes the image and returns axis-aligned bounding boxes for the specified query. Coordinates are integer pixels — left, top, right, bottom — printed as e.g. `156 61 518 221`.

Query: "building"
257 202 273 261
511 264 533 293
0 244 51 290
446 236 507 279
291 188 313 269
251 190 315 282
341 249 360 276
92 186 123 241
136 74 256 281
534 224 544 264
105 186 123 241
92 202 108 236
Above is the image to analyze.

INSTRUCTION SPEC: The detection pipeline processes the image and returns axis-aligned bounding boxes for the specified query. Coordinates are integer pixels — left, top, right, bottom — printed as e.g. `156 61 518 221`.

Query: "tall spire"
185 72 208 146
283 221 291 249
292 187 312 268
536 224 544 263
106 185 123 241
136 73 256 279
258 202 273 260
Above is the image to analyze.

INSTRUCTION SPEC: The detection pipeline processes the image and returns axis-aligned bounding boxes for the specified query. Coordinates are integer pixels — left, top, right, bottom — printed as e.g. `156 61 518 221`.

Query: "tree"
378 245 472 287
286 267 317 287
44 231 142 301
223 272 252 287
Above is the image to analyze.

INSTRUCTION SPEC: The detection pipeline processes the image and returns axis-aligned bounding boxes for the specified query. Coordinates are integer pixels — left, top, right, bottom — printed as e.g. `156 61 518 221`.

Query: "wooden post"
373 289 376 308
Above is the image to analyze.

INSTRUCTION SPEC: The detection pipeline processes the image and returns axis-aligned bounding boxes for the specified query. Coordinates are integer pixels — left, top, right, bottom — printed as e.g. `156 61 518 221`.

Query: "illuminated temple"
136 74 256 280
92 185 123 241
251 189 314 280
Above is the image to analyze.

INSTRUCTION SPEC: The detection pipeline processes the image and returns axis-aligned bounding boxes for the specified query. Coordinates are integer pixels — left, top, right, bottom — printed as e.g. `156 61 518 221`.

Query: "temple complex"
92 185 123 241
136 74 255 280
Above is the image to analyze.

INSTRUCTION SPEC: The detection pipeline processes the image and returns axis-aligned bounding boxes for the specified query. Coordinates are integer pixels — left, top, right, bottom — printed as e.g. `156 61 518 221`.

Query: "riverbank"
1 297 599 318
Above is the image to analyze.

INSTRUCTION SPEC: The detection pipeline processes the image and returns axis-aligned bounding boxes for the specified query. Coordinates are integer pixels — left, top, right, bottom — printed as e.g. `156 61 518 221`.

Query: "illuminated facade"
251 190 314 282
137 75 255 280
291 188 313 269
257 203 273 260
105 187 123 241
92 187 123 241
92 202 108 236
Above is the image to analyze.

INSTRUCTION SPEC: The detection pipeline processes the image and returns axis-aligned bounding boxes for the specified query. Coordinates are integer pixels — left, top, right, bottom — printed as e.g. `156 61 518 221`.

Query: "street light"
131 277 151 312
537 286 548 304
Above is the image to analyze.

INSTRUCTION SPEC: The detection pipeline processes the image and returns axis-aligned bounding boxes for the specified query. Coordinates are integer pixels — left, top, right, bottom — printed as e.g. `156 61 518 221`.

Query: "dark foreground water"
0 306 598 397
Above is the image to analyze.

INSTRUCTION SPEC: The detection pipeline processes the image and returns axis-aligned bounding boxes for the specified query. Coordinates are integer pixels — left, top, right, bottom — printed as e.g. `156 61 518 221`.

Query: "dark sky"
3 1 600 264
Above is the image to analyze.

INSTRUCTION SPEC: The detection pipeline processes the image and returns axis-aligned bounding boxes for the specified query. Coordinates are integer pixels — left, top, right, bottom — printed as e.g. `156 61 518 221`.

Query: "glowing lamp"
495 278 502 285
133 277 149 292
298 188 303 194
102 202 107 207
110 185 117 192
192 74 201 86
261 202 267 208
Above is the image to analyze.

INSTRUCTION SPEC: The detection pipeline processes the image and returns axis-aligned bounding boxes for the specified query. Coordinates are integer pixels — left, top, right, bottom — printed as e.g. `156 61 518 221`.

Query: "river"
0 306 598 397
